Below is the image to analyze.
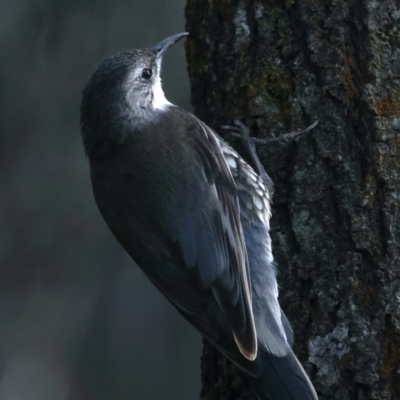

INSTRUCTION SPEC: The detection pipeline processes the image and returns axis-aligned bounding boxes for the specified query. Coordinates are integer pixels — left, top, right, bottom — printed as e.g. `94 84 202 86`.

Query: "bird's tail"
247 348 318 400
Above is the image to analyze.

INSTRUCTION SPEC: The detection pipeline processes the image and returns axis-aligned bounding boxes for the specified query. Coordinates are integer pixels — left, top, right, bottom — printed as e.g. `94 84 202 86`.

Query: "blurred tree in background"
0 1 200 399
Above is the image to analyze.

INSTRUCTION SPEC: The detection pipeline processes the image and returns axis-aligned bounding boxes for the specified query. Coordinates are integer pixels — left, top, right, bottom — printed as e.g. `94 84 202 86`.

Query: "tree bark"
185 1 400 399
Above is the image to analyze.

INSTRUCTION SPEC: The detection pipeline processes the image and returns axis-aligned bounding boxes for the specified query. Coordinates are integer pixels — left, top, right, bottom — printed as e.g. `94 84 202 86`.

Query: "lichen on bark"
185 0 400 399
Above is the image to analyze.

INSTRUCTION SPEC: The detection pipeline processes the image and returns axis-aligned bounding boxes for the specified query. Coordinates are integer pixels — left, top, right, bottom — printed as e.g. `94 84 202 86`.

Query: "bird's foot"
222 119 254 149
253 120 318 145
222 119 319 176
222 120 319 146
221 119 266 177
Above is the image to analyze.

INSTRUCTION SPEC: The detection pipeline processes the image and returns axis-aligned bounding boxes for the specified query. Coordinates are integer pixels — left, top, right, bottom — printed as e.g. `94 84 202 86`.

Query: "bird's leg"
252 120 318 145
222 120 318 177
221 120 267 178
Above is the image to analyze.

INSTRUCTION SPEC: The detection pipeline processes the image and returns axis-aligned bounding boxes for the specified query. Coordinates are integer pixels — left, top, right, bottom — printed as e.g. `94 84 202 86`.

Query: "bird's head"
80 33 188 157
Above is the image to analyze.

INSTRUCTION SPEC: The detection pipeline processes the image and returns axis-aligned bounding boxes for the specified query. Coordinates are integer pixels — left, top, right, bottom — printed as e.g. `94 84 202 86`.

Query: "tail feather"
248 349 318 400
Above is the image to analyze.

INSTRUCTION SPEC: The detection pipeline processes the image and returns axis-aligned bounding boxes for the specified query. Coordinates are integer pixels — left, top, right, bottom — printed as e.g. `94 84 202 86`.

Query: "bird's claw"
252 120 319 145
222 118 250 134
221 120 265 176
221 120 255 149
221 119 319 180
222 120 319 146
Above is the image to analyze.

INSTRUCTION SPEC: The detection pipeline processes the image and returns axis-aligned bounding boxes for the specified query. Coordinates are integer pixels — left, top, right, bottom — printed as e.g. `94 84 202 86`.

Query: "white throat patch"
124 61 172 128
151 76 172 111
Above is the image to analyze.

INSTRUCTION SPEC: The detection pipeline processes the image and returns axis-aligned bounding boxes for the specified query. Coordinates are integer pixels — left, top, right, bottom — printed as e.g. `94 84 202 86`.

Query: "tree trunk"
185 1 400 399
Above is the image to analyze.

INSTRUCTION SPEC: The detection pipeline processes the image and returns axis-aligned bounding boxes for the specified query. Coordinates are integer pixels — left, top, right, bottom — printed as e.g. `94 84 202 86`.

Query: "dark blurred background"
0 1 201 399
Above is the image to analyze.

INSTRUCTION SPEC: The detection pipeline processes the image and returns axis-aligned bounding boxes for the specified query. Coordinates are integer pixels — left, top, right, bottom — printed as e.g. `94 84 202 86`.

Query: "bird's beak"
153 32 189 59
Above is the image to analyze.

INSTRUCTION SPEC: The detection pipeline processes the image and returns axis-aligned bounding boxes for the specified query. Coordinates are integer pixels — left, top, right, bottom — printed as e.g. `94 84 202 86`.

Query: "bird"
80 32 318 400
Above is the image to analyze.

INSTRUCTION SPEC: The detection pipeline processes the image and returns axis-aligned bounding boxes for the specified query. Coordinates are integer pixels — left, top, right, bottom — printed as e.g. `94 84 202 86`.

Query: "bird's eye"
141 68 152 80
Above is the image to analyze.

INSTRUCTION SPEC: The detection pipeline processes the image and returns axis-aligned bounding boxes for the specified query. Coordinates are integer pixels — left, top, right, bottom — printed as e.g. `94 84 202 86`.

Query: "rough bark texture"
185 1 400 399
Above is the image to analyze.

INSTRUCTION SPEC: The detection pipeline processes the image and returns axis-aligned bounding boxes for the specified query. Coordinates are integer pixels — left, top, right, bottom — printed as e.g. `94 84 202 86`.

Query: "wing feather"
186 119 257 359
